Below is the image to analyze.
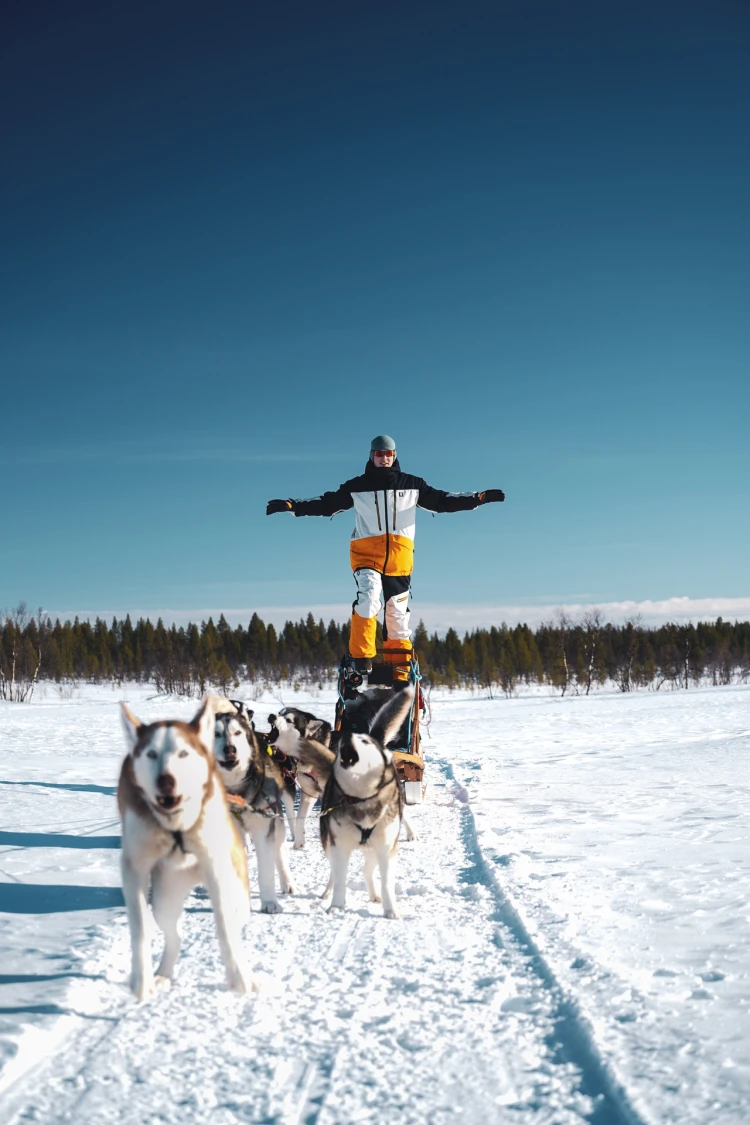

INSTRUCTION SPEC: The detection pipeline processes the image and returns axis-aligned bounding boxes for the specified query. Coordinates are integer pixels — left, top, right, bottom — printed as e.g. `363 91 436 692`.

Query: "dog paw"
326 904 346 914
383 908 399 919
368 893 382 903
154 974 172 992
260 901 283 914
227 965 257 995
293 842 305 850
131 974 156 1002
281 883 297 895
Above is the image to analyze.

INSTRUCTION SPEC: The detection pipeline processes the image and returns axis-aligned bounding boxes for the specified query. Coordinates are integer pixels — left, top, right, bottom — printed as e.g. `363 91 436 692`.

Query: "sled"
335 652 426 805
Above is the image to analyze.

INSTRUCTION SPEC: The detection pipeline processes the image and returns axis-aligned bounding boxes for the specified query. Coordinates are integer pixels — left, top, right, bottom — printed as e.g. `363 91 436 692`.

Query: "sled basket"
392 749 425 806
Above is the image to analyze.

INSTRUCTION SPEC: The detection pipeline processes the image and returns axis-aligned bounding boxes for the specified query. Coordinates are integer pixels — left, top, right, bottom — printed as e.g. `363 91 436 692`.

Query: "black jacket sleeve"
416 479 480 514
293 485 354 518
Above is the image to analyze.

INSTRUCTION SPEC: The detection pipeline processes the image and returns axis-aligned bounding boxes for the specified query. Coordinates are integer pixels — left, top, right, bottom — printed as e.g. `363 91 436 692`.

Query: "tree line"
2 603 749 701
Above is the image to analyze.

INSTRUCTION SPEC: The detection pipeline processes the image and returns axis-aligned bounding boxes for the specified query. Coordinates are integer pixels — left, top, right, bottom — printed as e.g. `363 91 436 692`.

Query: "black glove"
478 489 505 504
266 499 294 515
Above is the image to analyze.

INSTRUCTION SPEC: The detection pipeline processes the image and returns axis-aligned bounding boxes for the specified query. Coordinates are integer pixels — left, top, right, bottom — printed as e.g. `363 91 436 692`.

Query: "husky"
209 697 297 913
321 686 414 918
343 688 422 837
341 687 410 742
268 706 333 749
267 707 334 849
118 697 255 1000
270 703 419 847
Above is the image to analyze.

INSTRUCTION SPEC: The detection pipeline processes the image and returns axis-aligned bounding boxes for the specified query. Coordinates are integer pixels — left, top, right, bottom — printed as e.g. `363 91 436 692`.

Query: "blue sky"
1 0 748 631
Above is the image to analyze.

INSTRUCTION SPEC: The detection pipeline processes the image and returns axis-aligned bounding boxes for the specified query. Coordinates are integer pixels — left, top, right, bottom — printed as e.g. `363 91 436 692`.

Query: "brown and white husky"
118 697 255 1000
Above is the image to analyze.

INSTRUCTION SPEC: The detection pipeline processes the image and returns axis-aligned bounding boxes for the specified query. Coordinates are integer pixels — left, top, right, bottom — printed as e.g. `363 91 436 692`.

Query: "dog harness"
216 712 287 819
322 764 400 846
230 768 285 819
295 771 321 801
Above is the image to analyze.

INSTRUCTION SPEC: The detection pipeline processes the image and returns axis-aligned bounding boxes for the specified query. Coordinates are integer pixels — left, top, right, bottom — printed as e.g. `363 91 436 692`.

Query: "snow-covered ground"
0 682 748 1124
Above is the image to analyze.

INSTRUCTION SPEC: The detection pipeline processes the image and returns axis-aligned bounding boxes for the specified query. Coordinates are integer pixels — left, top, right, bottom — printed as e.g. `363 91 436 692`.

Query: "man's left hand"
478 489 505 504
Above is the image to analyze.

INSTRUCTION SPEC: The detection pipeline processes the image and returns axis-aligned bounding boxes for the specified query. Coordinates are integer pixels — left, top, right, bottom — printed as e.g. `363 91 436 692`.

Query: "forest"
2 603 749 701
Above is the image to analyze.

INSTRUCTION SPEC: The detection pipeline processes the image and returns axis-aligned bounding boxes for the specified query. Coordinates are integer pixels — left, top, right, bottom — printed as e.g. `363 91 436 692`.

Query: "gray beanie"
370 434 396 452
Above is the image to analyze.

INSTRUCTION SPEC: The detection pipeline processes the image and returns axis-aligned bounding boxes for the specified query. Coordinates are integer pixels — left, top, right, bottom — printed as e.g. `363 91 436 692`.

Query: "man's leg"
349 568 382 666
383 575 412 682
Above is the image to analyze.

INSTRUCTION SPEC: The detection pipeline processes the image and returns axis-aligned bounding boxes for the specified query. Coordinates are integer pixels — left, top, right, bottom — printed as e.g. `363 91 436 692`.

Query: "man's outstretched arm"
416 480 505 513
266 486 354 517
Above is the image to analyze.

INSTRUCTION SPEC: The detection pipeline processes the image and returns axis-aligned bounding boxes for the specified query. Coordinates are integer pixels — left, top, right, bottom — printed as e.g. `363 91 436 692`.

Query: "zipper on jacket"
374 493 382 531
382 490 390 573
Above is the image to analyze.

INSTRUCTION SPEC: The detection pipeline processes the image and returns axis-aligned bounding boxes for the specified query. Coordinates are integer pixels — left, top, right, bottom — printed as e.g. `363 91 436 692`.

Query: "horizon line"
40 595 750 632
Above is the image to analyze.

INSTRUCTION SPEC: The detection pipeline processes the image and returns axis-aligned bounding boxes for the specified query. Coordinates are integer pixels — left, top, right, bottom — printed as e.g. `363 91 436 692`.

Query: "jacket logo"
398 491 405 497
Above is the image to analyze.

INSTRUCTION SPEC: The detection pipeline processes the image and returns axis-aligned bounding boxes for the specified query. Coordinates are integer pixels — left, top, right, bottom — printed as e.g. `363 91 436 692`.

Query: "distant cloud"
407 597 750 631
48 596 750 632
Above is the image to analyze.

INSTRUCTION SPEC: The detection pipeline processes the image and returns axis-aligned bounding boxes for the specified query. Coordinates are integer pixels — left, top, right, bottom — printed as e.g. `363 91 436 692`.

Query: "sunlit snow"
0 682 748 1123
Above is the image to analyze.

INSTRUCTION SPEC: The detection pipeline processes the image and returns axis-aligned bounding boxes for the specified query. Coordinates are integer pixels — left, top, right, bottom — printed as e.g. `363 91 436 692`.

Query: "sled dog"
270 702 419 846
268 706 333 749
321 686 414 918
267 707 333 849
118 697 254 1000
209 697 297 913
341 688 411 744
268 708 335 849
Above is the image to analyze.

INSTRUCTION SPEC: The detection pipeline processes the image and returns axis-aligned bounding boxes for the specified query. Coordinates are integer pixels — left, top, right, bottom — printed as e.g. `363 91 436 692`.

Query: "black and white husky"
341 687 411 743
321 687 415 918
210 698 297 914
269 700 419 848
267 707 334 849
118 697 255 1000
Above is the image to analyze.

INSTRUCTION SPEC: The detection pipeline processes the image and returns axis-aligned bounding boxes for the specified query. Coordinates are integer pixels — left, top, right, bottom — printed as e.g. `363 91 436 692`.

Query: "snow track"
3 761 624 1125
443 756 648 1125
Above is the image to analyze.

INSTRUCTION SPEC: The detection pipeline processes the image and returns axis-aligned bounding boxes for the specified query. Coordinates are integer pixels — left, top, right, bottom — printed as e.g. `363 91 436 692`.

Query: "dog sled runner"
335 652 426 805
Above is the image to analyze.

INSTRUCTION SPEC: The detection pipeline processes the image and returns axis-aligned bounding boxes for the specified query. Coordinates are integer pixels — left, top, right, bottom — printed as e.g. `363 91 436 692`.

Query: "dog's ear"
120 703 142 751
201 693 237 727
192 696 218 751
306 719 327 742
230 700 254 724
369 686 415 748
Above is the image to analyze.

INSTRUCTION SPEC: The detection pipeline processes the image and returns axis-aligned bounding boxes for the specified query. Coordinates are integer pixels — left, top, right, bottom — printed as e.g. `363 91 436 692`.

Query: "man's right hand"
478 489 505 504
266 499 294 515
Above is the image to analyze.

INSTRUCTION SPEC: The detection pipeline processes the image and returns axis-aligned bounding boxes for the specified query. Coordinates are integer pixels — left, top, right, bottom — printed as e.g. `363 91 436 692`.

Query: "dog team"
117 688 416 999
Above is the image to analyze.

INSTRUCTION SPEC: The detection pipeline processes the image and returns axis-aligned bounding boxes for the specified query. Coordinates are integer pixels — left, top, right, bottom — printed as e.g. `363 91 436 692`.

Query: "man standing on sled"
266 435 505 682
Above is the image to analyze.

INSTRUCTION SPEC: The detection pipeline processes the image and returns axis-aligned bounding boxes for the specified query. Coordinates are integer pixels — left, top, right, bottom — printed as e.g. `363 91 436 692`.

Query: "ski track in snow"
1 685 749 1123
1 773 607 1125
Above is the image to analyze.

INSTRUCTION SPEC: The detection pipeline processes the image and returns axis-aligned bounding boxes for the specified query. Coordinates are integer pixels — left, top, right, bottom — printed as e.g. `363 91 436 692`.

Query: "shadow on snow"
0 780 117 796
0 883 124 913
0 831 120 849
